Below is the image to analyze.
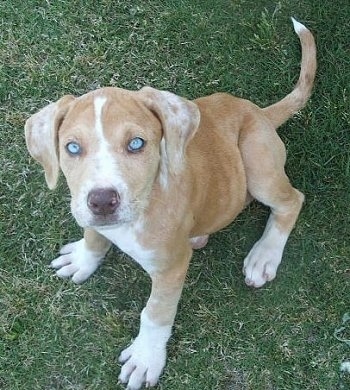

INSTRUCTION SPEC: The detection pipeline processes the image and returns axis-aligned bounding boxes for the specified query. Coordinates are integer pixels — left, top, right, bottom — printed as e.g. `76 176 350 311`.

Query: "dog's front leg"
118 246 192 389
50 228 111 283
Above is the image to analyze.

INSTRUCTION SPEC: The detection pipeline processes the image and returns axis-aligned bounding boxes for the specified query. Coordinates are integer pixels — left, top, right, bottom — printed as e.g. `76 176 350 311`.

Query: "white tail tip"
291 17 307 34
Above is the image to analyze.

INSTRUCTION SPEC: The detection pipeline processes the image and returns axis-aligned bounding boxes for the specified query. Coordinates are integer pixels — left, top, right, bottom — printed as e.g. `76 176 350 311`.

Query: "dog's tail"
263 18 316 128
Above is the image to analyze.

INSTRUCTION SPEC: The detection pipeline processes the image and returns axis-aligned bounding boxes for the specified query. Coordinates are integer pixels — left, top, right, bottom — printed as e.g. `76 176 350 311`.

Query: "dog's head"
25 87 200 228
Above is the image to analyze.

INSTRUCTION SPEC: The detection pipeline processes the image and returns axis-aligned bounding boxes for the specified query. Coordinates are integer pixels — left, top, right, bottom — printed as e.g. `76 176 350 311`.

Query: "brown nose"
87 188 120 216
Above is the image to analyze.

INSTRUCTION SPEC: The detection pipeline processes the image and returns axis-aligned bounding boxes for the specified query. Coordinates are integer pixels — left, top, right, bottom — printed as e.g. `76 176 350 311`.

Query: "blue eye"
66 141 81 155
127 137 145 153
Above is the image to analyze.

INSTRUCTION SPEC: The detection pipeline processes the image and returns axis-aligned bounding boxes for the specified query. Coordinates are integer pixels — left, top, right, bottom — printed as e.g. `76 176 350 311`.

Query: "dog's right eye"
66 141 82 156
127 137 145 153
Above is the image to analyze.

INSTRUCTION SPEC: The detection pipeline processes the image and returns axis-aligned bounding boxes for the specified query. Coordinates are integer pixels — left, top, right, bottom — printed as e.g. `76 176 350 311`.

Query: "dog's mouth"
84 205 138 229
71 206 128 229
88 214 127 228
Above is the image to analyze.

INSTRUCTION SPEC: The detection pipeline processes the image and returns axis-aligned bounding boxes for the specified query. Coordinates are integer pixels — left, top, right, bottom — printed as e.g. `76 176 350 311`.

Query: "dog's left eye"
66 141 82 156
127 137 145 153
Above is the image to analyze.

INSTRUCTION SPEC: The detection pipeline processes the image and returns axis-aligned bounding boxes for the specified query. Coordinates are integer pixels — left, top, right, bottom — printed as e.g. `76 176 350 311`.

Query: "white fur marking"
50 239 104 283
97 224 156 274
291 17 307 34
118 309 171 388
243 217 288 288
92 95 119 184
92 96 123 184
94 96 107 139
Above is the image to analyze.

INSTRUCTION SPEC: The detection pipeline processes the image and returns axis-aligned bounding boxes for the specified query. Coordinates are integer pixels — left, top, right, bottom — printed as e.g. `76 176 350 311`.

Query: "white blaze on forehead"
94 96 107 140
93 95 113 177
90 95 125 188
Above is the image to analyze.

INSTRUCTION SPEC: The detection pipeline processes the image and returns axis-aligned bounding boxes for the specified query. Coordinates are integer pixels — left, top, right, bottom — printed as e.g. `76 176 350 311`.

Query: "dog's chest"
96 225 157 274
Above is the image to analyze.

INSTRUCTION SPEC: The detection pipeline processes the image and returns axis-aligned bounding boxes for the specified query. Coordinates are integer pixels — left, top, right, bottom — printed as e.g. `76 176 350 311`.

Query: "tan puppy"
25 19 316 389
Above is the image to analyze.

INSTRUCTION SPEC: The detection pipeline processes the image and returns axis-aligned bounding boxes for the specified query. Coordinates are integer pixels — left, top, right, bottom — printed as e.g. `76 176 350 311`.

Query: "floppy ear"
25 95 75 189
139 86 200 177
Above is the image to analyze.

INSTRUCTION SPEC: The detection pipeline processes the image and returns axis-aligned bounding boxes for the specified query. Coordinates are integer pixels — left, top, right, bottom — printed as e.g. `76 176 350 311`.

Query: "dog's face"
25 87 200 228
58 90 163 227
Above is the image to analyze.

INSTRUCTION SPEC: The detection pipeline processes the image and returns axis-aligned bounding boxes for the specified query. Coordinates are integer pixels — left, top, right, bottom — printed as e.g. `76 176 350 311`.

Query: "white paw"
118 310 171 389
50 239 103 283
243 239 283 288
118 338 166 389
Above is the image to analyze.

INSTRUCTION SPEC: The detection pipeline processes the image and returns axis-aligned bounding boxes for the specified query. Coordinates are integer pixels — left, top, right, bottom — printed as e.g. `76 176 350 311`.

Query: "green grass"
0 0 349 389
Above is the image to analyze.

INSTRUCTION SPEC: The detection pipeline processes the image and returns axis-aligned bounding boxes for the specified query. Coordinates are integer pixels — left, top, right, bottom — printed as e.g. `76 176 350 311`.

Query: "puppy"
25 18 316 389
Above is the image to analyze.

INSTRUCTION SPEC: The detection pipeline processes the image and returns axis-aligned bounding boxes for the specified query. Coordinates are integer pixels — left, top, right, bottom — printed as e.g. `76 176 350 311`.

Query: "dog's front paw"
118 310 171 389
243 239 284 288
50 239 103 284
118 337 166 389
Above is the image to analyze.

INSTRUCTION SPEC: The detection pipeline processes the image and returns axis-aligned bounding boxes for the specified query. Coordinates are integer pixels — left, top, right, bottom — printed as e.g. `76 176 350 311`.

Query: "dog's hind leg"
239 119 304 287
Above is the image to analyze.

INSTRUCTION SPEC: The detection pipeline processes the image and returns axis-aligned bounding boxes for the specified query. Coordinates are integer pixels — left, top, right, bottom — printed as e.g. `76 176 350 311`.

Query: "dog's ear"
25 95 75 189
139 87 200 178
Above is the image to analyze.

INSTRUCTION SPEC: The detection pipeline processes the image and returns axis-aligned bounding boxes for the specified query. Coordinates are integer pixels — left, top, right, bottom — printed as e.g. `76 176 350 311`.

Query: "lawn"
0 0 349 389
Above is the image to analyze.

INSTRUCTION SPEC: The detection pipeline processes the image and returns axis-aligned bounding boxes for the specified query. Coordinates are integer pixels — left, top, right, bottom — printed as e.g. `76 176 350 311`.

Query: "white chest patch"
96 224 156 274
